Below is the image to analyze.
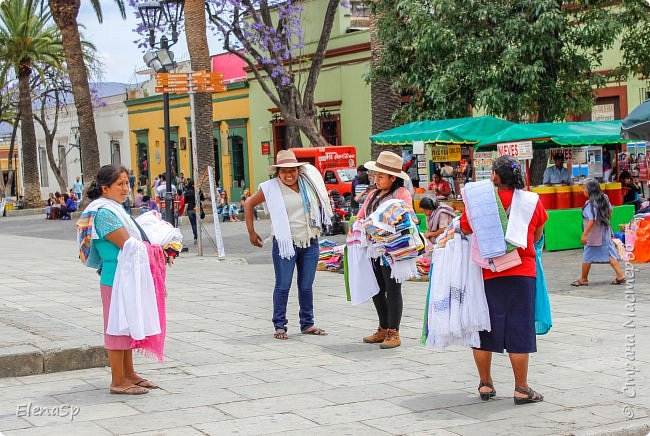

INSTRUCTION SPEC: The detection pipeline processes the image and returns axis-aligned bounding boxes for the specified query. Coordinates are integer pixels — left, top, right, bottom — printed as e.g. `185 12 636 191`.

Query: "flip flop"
570 280 588 287
274 329 288 340
301 327 327 336
135 379 160 389
611 278 626 285
110 385 149 395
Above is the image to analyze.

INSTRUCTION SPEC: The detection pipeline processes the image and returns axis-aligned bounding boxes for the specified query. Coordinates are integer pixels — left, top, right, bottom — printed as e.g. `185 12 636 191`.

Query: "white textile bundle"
425 233 491 350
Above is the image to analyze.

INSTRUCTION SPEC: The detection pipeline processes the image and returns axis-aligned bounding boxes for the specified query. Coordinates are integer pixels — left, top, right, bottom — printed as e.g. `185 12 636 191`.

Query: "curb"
0 344 108 378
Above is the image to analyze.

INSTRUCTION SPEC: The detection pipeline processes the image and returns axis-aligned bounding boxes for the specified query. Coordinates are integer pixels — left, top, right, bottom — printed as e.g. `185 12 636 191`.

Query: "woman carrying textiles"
77 165 169 395
571 178 626 287
356 151 414 349
244 150 333 340
459 155 547 405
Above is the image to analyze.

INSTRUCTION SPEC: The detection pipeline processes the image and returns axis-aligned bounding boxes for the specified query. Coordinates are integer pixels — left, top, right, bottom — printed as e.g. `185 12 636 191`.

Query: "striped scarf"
298 173 325 231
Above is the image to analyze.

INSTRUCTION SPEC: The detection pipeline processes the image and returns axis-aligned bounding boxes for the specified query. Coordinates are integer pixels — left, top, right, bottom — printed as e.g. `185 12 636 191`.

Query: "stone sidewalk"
0 232 649 435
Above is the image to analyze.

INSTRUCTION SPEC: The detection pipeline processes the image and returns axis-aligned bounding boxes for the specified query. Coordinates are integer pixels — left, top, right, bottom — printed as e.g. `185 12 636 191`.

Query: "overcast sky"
78 1 223 85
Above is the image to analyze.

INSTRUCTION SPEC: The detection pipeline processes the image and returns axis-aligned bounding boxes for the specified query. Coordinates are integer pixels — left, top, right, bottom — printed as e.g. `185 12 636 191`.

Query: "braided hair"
492 155 525 190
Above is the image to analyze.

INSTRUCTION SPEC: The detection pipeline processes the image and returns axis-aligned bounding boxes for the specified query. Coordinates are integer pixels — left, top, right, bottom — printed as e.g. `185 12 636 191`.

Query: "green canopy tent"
474 120 632 252
474 120 626 149
370 116 516 145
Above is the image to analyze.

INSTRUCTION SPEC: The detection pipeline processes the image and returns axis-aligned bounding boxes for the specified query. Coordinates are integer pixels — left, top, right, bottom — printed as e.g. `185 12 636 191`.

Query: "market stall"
475 120 633 250
370 116 515 208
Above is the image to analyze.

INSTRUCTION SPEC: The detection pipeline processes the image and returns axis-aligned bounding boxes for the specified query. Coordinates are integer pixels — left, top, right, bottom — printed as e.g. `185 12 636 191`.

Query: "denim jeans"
272 238 319 332
187 209 197 239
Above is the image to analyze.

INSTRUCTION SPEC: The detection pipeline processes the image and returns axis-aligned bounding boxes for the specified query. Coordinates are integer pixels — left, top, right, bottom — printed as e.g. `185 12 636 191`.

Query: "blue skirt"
583 229 618 264
478 276 536 354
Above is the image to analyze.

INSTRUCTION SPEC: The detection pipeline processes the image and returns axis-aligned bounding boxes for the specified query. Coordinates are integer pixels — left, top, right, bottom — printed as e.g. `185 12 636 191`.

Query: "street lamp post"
138 0 184 225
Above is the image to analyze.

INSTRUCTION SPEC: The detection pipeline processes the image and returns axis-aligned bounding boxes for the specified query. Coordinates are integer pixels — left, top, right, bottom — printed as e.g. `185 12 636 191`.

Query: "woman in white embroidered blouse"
244 150 330 340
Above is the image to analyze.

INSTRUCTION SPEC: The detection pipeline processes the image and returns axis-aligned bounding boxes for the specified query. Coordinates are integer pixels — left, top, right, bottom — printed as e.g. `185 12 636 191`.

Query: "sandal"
110 385 149 395
478 382 496 401
570 279 588 287
134 379 159 389
274 329 288 340
301 326 327 336
611 277 626 285
513 386 544 405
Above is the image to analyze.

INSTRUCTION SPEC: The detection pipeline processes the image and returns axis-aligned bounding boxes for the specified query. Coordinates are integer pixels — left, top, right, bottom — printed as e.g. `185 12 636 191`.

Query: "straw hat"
364 151 409 180
268 149 307 172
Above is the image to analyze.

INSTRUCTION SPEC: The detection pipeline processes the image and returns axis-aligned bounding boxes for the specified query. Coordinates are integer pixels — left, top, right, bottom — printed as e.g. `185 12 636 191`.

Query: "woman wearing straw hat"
357 151 414 349
244 150 333 340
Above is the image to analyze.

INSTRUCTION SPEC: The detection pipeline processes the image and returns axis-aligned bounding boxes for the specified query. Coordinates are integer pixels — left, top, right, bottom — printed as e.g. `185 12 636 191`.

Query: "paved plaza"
0 215 649 435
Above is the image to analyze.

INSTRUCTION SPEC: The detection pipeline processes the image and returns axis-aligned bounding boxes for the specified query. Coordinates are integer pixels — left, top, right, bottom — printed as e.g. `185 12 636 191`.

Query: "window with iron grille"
39 146 49 187
639 87 650 103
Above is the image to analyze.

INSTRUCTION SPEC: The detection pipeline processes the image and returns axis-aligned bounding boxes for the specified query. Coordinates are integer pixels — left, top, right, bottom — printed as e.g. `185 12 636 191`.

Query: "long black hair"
492 155 525 189
365 176 404 214
583 178 611 225
87 164 129 200
419 197 438 211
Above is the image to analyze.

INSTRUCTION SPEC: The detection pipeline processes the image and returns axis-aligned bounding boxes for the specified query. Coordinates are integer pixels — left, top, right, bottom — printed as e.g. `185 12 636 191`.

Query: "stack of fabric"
135 211 183 258
344 199 425 306
318 239 344 271
415 257 431 278
360 200 425 278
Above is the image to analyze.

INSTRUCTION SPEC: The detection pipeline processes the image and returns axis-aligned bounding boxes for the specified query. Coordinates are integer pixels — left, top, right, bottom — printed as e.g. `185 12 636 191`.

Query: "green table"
544 205 634 251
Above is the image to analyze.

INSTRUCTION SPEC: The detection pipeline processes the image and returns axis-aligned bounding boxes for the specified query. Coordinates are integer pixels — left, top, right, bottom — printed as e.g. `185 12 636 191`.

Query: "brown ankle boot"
380 329 401 349
363 327 388 343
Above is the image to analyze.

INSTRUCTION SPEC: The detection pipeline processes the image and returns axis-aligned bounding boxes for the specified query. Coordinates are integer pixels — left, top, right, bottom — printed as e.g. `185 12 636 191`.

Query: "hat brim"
267 161 307 173
364 161 410 180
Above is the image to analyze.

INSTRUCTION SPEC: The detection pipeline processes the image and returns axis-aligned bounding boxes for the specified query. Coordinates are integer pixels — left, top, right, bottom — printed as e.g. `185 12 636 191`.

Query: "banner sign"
474 151 497 180
431 145 462 162
497 141 533 160
413 140 425 155
208 166 226 258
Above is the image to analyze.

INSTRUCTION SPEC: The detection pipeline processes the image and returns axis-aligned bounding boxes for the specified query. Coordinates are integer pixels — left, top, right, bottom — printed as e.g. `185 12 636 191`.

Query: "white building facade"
32 84 131 200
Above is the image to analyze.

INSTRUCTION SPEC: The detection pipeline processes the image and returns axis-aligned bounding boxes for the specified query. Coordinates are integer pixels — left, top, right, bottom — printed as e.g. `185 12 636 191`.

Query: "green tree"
370 0 650 182
0 0 64 207
47 0 126 199
368 5 401 159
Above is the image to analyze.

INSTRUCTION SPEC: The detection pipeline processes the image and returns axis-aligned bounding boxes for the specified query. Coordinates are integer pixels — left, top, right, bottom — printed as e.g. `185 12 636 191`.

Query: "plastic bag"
632 219 650 264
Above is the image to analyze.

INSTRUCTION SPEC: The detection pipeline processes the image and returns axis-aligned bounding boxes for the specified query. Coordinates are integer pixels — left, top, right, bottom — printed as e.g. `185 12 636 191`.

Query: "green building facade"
247 0 372 190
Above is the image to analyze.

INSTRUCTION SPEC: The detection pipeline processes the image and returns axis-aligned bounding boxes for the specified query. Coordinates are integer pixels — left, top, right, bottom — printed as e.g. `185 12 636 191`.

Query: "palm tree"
47 0 126 199
0 0 64 207
369 5 401 159
183 0 215 192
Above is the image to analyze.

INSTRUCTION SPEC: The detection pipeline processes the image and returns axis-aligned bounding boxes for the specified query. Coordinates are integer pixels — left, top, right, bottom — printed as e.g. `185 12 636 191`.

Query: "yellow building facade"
0 141 21 198
125 81 253 200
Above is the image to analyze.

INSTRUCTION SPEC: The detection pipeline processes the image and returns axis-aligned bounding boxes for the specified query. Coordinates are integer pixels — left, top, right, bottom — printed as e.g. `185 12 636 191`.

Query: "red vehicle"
291 146 357 199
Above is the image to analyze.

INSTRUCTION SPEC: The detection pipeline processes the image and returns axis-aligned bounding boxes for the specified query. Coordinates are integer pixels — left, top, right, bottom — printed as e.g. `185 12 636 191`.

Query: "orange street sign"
167 72 189 79
155 87 189 94
191 76 209 84
196 85 227 92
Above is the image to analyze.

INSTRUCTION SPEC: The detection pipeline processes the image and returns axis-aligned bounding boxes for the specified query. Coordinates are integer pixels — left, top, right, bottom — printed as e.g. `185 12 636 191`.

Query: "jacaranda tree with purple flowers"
205 0 342 148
